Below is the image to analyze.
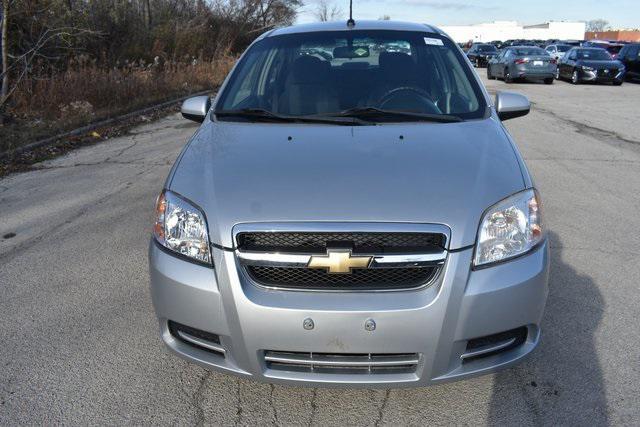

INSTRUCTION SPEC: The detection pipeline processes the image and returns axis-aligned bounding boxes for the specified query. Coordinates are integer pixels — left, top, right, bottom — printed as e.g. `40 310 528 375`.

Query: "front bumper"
578 68 625 83
149 238 549 387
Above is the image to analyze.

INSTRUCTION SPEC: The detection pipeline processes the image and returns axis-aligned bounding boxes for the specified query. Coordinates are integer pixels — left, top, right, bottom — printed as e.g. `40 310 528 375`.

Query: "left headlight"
153 190 212 265
474 189 544 267
581 66 595 72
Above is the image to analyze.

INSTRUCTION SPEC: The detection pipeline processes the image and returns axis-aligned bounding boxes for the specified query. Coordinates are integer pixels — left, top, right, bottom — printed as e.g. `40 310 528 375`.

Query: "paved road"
1 76 639 425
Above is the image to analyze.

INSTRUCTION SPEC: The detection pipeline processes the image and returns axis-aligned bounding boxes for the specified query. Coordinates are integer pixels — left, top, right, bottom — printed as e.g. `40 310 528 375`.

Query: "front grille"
264 351 420 374
597 68 617 77
236 231 445 254
246 265 437 290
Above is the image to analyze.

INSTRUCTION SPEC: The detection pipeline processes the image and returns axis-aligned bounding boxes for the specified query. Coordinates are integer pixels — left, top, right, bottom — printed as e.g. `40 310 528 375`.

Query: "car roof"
265 20 441 38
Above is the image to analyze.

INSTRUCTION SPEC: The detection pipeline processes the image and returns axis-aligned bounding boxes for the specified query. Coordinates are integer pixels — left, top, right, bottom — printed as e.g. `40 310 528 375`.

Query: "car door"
495 50 509 77
561 49 577 78
627 45 640 77
488 50 500 75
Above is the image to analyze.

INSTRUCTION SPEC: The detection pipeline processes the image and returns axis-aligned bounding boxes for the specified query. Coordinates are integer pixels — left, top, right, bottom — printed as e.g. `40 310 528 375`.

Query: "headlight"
581 66 595 72
474 189 544 267
153 190 212 265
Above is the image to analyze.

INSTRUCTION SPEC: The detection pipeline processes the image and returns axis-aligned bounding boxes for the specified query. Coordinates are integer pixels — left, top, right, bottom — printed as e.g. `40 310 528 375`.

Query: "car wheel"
505 69 513 83
613 80 623 86
476 58 480 68
554 68 560 80
571 70 580 85
544 78 554 85
487 67 495 80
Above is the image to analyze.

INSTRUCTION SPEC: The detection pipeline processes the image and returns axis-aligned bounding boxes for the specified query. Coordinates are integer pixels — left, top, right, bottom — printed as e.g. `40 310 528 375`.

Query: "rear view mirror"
495 91 530 121
333 46 370 59
181 96 211 123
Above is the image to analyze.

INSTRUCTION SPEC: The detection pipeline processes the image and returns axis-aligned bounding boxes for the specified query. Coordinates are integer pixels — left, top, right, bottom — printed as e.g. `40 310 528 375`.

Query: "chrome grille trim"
236 250 447 269
264 351 420 374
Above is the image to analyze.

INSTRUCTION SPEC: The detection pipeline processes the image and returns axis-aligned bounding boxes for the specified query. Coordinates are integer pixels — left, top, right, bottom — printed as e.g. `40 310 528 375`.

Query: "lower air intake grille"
247 265 437 291
264 351 420 374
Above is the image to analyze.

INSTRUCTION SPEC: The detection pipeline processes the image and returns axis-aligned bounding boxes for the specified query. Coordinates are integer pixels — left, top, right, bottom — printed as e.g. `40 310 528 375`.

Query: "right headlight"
153 189 212 265
474 189 544 267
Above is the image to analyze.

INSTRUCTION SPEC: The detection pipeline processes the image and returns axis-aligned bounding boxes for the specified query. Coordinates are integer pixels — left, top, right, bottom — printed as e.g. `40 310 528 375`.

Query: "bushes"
12 57 234 124
0 57 234 153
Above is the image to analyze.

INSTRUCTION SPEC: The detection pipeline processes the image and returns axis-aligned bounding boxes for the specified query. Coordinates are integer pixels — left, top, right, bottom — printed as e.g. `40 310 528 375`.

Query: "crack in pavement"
374 389 391 427
193 371 212 426
269 383 279 425
0 184 124 264
234 378 243 426
531 104 640 146
525 157 640 164
308 388 318 427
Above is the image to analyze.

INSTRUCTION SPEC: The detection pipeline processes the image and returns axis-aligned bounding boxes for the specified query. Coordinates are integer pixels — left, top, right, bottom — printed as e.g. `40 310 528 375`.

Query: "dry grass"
1 57 235 153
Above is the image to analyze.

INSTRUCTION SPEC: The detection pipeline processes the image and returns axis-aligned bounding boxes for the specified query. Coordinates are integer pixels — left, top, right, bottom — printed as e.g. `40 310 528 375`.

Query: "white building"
439 21 586 43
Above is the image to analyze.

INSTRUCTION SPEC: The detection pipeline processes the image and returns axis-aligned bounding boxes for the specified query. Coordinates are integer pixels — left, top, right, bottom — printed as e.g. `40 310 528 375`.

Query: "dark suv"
466 43 499 67
617 44 640 81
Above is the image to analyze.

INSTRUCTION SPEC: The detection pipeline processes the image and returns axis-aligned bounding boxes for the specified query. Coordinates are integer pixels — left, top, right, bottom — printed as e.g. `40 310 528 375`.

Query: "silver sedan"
149 20 549 387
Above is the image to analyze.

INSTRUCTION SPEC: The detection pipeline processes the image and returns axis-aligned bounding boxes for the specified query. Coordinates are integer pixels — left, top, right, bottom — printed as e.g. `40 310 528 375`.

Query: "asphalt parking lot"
1 74 640 425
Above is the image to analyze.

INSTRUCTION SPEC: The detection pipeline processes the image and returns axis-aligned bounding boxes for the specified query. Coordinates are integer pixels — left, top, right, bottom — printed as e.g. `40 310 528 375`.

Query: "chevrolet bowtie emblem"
308 250 372 274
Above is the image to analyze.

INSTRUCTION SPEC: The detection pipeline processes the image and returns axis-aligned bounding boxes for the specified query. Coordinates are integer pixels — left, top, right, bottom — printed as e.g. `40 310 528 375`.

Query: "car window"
545 46 555 53
477 45 497 53
557 45 571 53
217 30 487 121
511 47 547 56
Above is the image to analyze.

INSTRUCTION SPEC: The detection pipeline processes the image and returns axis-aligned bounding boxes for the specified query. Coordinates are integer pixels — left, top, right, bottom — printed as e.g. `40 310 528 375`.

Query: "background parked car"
616 43 640 81
557 47 624 85
584 41 625 59
545 44 573 61
466 43 499 67
487 46 556 84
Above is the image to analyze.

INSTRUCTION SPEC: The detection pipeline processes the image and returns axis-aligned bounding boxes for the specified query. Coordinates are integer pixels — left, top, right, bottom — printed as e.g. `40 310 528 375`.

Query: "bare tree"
314 0 342 22
1 0 9 121
586 19 610 32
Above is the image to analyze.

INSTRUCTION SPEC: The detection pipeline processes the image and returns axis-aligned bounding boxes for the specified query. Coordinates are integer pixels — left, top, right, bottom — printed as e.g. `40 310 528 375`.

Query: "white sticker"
424 37 444 46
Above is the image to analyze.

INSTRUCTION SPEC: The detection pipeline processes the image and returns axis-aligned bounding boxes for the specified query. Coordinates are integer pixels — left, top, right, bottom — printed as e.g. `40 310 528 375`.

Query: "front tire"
613 80 623 86
571 70 580 85
487 67 495 80
544 78 554 85
555 68 560 80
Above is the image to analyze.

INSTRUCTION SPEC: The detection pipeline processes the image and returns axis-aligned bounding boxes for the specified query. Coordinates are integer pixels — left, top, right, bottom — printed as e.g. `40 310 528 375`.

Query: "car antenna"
347 0 355 28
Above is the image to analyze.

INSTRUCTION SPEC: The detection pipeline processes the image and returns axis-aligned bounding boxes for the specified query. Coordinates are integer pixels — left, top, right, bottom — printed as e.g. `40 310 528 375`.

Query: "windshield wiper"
330 107 463 123
214 108 366 125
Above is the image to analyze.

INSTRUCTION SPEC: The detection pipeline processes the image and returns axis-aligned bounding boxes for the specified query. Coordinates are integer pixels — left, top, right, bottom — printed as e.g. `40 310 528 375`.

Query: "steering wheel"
377 87 441 114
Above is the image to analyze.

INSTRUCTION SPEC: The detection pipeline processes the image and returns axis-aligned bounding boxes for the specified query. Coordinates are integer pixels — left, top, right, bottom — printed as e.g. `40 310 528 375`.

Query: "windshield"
477 45 497 52
577 49 612 60
216 30 486 122
557 45 572 52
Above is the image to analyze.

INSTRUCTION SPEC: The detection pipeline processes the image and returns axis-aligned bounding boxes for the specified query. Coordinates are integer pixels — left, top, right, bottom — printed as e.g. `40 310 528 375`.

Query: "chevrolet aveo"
149 20 549 387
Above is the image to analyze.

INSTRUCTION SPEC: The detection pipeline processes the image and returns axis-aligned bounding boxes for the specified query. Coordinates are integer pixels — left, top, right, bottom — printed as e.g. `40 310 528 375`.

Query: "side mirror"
495 91 530 121
181 96 211 123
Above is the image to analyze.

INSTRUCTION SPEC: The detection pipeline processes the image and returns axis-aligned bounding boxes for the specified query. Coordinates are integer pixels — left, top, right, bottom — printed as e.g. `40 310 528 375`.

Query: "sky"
296 0 640 29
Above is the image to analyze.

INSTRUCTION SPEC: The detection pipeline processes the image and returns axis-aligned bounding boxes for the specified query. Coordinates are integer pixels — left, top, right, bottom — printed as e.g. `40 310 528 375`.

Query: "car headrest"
288 56 331 84
379 52 416 76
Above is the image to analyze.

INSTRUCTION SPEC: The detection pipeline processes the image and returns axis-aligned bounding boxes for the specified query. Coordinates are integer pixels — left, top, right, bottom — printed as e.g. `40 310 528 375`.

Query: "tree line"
0 0 302 120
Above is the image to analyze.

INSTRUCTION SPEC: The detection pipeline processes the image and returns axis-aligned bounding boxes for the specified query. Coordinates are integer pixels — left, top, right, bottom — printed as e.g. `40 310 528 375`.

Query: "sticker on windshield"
424 37 444 46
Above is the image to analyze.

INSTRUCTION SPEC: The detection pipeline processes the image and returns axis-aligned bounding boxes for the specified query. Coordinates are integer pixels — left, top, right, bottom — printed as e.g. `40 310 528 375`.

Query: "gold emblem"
308 250 372 274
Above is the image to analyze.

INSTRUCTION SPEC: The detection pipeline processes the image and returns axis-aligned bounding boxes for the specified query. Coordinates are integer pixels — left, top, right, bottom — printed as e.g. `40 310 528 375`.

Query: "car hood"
577 60 620 69
169 118 526 249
